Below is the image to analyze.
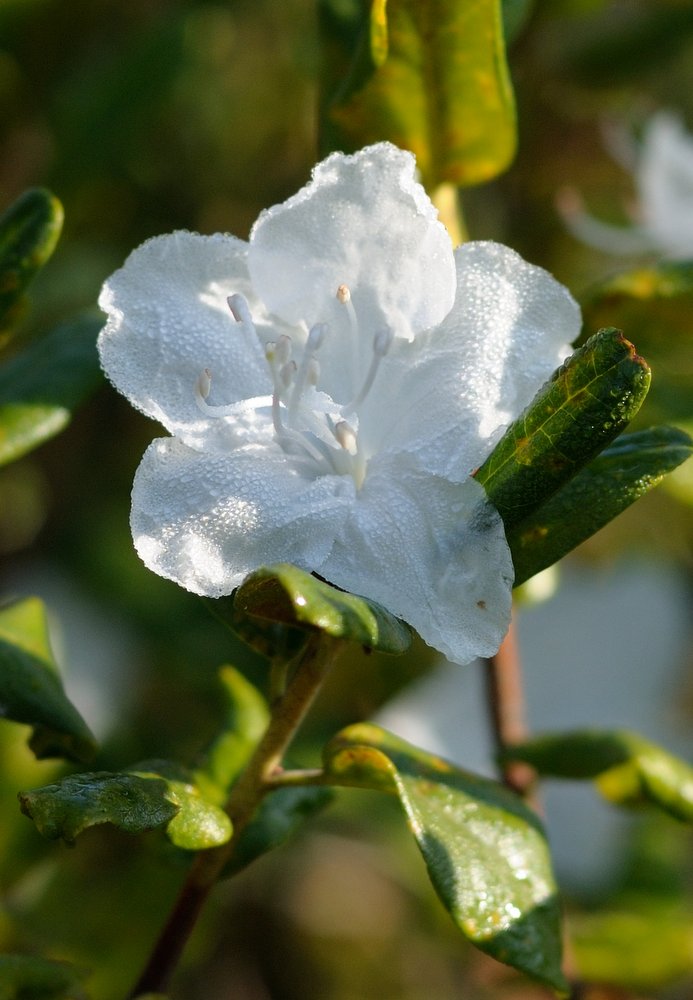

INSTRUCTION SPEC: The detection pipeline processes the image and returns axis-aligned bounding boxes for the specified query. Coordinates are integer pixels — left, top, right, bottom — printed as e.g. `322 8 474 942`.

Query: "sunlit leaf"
234 563 411 655
194 666 269 803
0 954 89 1000
502 730 693 823
508 426 692 585
0 597 97 763
19 762 232 850
476 328 650 531
0 188 63 338
323 723 567 992
0 315 103 467
320 0 516 188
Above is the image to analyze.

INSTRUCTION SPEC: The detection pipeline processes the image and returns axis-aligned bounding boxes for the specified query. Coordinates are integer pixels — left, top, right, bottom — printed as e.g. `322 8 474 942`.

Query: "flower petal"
131 437 355 597
98 232 275 452
317 454 513 665
638 112 693 258
248 143 456 343
358 241 581 479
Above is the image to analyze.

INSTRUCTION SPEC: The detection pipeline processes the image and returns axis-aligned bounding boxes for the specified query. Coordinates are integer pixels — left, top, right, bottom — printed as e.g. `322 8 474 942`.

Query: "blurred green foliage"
0 1 691 998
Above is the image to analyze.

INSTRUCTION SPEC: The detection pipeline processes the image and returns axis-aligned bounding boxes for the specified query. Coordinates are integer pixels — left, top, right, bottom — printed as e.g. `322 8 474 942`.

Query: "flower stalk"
128 632 343 998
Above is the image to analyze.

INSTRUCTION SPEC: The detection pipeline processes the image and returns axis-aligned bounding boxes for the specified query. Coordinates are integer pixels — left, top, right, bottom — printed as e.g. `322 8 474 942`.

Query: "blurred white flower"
559 111 693 259
98 143 579 665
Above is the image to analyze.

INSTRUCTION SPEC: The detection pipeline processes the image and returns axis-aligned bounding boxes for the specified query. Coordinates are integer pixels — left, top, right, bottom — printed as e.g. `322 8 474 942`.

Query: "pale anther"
334 420 358 456
336 283 351 303
197 368 212 400
227 293 252 325
275 334 292 366
306 323 326 352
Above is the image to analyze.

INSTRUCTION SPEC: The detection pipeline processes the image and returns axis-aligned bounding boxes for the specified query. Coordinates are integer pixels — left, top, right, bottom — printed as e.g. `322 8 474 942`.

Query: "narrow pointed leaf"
502 730 693 823
0 188 63 335
0 315 103 466
476 328 651 530
19 763 232 849
323 722 567 992
223 785 334 878
0 597 97 762
320 0 516 188
234 563 411 654
508 426 693 585
0 955 89 1000
194 666 269 803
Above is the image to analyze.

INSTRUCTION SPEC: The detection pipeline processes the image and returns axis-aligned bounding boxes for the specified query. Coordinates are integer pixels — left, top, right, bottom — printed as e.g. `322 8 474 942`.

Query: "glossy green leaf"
19 763 232 849
0 597 97 762
224 785 334 878
0 315 103 467
502 730 693 823
194 666 269 803
476 328 651 531
0 954 89 1000
234 563 411 655
323 723 567 992
582 262 693 425
0 189 63 336
320 0 516 188
508 426 693 585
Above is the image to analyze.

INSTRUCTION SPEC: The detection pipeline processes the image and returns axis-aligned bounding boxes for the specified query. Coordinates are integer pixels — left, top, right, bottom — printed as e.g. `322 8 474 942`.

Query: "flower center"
194 287 392 489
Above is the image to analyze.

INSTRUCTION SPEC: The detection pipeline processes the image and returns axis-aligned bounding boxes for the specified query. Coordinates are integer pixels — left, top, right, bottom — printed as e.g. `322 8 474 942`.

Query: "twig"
127 632 342 998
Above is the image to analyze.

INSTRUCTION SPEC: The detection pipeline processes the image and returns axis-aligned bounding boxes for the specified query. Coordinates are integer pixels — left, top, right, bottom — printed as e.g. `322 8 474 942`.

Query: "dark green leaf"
19 765 232 849
476 328 651 530
234 563 411 655
502 0 534 43
582 262 693 425
502 730 693 823
0 189 63 336
508 427 693 585
224 785 333 878
323 723 567 992
194 666 269 803
0 597 97 763
0 315 103 467
320 0 516 188
0 954 89 1000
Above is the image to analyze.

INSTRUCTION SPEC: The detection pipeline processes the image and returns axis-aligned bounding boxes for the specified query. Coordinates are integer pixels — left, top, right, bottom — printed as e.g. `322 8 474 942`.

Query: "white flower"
559 111 693 259
98 143 579 665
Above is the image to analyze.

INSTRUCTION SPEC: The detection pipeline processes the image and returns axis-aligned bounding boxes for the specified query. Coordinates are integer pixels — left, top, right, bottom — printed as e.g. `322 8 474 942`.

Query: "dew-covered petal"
318 454 513 665
248 143 456 343
358 241 581 480
98 231 276 452
638 112 693 258
131 437 356 597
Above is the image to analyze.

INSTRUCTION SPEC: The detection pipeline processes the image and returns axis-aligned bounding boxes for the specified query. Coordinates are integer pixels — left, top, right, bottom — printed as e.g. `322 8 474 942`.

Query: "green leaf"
224 785 334 878
234 563 411 655
319 0 516 188
19 764 232 849
508 426 693 585
581 262 693 425
0 189 63 337
0 954 89 1000
476 328 651 531
502 730 693 823
194 666 269 803
0 597 97 763
322 722 567 992
0 315 103 467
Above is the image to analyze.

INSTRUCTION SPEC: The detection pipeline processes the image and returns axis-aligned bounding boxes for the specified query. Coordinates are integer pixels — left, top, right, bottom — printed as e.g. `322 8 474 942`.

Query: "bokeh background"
0 1 691 997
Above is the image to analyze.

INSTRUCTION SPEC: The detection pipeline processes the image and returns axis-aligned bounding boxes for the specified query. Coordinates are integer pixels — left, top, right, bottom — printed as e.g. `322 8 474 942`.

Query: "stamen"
280 360 297 388
336 284 351 304
288 323 327 422
341 326 392 417
227 293 253 326
334 420 358 456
